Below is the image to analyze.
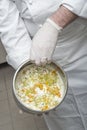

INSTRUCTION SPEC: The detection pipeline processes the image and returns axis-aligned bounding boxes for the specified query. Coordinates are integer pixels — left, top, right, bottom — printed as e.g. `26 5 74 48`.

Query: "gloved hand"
30 18 62 65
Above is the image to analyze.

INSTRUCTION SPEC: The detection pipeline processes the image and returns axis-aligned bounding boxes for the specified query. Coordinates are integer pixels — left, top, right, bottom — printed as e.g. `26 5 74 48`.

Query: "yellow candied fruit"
21 88 26 92
35 83 43 90
47 86 61 97
51 70 57 75
41 105 49 111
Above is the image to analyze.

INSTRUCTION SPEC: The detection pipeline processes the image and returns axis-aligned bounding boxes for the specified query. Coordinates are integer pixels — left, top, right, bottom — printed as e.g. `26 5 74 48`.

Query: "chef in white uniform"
0 0 87 130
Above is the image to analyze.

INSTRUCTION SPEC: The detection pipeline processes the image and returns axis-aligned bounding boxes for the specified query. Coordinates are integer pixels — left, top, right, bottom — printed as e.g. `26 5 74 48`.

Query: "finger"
41 57 48 66
47 60 51 64
47 56 52 64
35 58 41 66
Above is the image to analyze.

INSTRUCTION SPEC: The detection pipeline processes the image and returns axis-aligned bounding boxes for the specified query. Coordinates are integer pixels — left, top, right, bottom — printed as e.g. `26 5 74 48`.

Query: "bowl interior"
13 61 68 114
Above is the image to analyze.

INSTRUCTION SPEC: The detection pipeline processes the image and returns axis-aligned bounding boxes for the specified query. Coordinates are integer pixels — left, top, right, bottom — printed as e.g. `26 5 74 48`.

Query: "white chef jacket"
0 0 87 130
0 0 87 69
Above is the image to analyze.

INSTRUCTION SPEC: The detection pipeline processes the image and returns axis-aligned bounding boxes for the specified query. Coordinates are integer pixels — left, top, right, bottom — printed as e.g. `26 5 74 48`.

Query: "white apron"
15 0 87 130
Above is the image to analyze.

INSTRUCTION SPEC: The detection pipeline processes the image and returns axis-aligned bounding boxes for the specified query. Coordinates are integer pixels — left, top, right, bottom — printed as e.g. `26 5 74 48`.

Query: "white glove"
30 18 62 65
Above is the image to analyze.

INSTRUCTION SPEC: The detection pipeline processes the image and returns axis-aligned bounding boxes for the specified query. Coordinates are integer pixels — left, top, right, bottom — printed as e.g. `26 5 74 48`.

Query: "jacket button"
39 24 43 28
29 0 33 4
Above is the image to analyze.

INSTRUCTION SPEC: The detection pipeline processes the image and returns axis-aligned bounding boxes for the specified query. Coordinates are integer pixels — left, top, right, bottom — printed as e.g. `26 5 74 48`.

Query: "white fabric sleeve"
61 0 87 18
0 0 32 69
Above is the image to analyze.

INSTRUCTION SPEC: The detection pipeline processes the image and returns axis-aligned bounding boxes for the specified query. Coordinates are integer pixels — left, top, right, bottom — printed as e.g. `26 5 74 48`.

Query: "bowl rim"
13 60 68 114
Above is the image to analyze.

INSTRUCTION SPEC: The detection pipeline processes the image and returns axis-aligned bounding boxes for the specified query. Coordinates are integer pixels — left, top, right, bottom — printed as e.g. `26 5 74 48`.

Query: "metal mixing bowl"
13 60 68 115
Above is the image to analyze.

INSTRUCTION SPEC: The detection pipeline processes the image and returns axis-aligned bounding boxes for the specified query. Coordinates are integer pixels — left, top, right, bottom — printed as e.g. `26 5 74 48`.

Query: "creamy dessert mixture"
15 64 65 111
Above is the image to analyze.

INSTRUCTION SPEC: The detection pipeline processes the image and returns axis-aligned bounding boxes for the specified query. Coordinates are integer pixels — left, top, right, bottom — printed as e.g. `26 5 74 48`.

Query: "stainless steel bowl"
13 60 68 114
